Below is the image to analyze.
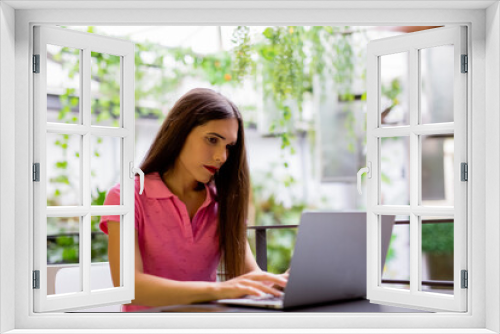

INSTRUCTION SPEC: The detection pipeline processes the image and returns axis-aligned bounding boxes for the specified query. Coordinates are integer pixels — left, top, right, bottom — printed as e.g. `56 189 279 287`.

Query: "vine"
230 26 366 179
48 26 385 264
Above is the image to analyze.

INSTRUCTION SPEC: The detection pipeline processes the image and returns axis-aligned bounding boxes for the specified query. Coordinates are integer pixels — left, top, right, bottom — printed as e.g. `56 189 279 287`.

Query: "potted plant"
421 222 454 282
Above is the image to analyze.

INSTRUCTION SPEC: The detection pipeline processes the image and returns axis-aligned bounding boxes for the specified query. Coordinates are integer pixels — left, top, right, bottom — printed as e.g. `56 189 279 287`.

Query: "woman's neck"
162 166 203 198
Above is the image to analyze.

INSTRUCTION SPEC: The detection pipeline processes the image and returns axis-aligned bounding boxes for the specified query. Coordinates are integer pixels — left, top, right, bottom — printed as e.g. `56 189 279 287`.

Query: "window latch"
357 162 372 195
129 162 144 195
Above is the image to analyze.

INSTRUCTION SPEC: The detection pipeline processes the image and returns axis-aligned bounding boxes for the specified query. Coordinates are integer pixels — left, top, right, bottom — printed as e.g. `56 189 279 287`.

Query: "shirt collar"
144 172 214 203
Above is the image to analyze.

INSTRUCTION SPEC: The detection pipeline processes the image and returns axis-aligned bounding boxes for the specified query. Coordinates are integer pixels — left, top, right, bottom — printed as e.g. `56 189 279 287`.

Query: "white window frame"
365 26 468 312
33 25 136 312
1 1 499 333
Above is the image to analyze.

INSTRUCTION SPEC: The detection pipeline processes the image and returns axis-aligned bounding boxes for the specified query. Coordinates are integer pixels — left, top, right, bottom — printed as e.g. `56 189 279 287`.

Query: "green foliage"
259 26 307 152
250 167 309 273
231 26 367 166
381 78 402 105
47 232 109 264
48 26 244 264
421 223 454 254
231 26 255 82
47 189 110 264
195 53 235 86
266 229 297 274
47 26 375 265
47 216 80 264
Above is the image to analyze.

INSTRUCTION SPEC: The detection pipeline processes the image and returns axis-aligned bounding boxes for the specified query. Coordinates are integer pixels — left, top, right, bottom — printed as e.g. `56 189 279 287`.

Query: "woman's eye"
207 137 218 144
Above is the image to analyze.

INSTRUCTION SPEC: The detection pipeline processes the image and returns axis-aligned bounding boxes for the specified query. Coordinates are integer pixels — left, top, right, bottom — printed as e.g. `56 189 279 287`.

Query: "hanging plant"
231 26 366 178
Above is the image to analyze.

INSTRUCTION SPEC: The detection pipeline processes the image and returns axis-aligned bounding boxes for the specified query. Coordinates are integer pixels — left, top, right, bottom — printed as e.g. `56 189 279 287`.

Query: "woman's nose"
214 148 227 165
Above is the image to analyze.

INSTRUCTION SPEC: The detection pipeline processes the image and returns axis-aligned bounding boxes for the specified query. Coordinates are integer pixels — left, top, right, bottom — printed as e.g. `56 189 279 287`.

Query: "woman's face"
178 118 239 184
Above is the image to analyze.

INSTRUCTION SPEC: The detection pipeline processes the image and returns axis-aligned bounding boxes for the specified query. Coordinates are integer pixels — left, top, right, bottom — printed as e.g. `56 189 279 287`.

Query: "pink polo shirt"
99 172 220 312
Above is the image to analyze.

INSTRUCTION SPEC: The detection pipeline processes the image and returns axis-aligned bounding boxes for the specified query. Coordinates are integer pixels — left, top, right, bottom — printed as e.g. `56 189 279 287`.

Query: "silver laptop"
216 211 395 310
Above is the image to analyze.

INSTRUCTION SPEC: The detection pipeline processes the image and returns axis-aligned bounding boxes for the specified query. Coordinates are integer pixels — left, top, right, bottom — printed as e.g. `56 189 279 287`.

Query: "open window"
364 26 467 312
0 0 494 330
33 26 138 312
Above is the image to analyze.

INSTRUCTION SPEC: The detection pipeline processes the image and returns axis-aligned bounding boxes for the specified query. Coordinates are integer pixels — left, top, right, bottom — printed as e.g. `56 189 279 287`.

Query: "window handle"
357 162 371 195
129 162 144 195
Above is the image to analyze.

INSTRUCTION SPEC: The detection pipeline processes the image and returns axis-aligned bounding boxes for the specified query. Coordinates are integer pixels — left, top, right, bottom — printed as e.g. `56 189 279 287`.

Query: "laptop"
216 211 395 310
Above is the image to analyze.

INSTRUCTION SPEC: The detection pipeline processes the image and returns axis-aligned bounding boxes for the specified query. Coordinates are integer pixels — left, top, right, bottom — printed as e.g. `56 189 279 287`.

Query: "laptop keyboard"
246 294 283 302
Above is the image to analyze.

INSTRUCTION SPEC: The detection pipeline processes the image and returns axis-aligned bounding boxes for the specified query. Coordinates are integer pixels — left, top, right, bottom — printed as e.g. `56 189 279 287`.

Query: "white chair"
54 262 122 312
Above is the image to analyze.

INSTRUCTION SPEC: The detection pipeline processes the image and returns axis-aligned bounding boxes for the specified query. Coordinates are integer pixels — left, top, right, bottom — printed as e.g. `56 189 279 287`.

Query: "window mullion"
409 47 419 295
45 123 131 137
373 205 454 216
81 48 91 295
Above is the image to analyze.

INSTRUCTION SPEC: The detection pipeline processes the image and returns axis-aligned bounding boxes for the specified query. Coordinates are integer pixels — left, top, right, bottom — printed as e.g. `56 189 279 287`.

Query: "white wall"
9 5 492 331
0 2 16 333
485 2 500 332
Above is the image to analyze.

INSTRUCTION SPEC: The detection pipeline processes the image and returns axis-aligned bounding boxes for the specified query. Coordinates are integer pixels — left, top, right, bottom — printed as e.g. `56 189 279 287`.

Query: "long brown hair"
140 88 249 280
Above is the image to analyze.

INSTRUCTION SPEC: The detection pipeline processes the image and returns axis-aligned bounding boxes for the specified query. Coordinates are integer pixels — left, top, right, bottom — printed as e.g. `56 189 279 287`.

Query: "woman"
99 88 288 312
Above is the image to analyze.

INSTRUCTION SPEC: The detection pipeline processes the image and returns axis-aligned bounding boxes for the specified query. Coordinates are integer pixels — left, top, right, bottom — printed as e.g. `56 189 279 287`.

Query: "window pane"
380 52 409 127
47 45 81 124
380 137 410 205
91 52 121 127
421 135 454 206
421 216 454 294
47 216 81 295
46 133 81 206
381 215 410 290
420 45 454 124
91 136 121 205
91 216 121 290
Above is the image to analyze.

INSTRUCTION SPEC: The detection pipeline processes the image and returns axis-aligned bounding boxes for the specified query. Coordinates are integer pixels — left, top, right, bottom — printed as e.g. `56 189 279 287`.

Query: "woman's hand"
272 270 290 292
214 271 288 299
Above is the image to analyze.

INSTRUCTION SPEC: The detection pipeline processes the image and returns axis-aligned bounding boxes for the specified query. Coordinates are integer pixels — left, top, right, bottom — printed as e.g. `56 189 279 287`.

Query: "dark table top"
136 298 428 313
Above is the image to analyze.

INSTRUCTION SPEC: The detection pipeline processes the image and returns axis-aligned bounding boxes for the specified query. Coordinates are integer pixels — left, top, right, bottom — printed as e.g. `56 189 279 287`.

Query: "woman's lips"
204 166 218 174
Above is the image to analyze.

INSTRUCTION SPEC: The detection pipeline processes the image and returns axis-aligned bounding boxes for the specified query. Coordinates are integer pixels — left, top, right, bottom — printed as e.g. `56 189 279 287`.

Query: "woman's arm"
107 221 286 307
244 241 262 273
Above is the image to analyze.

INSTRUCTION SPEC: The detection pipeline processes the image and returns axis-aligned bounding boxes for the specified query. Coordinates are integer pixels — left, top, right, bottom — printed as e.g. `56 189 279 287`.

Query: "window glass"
91 136 121 206
380 52 409 127
47 216 82 295
91 216 122 290
381 215 410 290
47 45 81 124
46 133 81 206
420 45 454 124
380 137 410 205
421 135 454 206
91 52 121 127
420 216 454 295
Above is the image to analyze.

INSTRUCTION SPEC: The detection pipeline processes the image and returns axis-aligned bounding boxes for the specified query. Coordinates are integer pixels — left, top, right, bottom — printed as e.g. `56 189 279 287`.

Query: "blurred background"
45 26 454 300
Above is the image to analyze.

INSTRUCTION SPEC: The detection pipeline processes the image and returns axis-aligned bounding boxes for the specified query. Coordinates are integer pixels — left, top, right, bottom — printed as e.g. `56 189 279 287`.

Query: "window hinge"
461 270 468 289
461 162 468 181
33 54 40 73
33 270 40 289
33 163 40 182
461 54 468 73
